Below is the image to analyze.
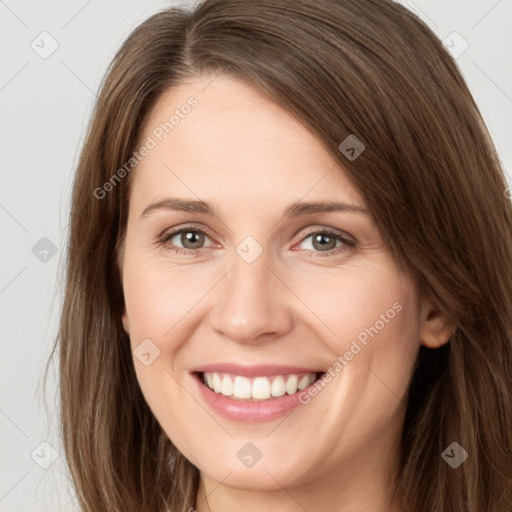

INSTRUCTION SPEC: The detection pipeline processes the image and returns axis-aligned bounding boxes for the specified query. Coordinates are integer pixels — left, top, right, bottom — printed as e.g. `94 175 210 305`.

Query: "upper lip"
190 363 325 377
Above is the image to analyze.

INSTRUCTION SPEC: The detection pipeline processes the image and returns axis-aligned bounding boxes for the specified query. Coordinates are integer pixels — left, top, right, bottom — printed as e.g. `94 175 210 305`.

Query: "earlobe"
419 298 457 349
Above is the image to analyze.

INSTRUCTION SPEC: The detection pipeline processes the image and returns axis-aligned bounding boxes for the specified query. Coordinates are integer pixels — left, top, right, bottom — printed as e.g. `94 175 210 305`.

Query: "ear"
122 309 130 335
117 241 129 335
418 296 456 349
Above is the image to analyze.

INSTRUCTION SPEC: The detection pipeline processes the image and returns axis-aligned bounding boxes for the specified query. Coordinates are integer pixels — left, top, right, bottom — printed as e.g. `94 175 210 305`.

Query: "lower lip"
192 373 316 423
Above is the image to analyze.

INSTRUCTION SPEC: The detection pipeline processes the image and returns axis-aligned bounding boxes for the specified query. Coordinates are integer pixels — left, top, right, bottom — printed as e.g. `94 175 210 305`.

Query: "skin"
119 74 455 512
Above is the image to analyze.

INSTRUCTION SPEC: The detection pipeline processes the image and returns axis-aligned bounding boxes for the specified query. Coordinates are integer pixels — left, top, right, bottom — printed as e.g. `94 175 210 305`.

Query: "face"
120 74 449 497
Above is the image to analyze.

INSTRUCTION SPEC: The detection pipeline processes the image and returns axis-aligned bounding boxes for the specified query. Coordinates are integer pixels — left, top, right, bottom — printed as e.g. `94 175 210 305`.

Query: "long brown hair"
44 0 512 510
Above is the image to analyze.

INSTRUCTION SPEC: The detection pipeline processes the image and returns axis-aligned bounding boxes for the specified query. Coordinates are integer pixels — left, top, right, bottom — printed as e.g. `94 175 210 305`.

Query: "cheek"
290 265 421 424
290 264 418 357
122 257 200 349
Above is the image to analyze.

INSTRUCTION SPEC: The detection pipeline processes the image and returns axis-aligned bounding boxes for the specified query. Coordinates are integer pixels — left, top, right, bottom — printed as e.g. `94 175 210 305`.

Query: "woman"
47 0 512 510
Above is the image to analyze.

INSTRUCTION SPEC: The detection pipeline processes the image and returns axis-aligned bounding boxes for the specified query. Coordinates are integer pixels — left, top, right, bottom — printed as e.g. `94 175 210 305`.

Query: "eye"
294 228 355 257
158 226 213 255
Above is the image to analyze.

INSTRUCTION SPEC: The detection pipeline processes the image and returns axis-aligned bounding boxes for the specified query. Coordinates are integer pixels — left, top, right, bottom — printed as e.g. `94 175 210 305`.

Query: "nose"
210 249 294 345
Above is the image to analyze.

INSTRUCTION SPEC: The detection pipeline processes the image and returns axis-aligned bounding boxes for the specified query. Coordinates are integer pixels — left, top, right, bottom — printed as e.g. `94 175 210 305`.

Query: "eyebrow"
140 198 370 219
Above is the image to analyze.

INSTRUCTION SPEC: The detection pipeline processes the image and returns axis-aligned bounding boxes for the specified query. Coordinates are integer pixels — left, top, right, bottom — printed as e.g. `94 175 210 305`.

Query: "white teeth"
233 376 252 399
298 375 310 390
271 375 286 397
212 373 221 393
221 375 233 396
285 374 298 395
252 377 271 399
202 371 318 401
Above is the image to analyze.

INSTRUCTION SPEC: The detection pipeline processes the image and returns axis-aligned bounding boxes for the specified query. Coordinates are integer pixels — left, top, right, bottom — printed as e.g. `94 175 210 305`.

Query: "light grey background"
1 1 511 510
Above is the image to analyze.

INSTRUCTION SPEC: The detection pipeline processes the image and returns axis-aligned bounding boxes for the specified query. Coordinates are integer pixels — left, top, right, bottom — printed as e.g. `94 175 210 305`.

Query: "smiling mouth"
194 371 325 401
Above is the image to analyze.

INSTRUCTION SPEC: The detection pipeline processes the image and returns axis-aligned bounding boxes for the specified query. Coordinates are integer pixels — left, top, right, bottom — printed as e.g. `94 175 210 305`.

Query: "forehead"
130 74 364 212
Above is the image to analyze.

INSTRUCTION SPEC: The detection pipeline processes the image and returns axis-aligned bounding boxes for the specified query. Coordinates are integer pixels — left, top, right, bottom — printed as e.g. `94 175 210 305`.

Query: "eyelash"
157 224 356 258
